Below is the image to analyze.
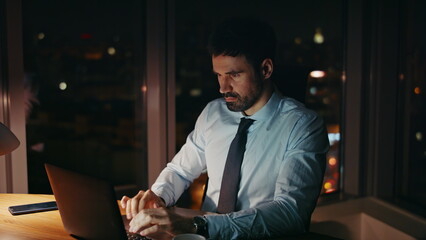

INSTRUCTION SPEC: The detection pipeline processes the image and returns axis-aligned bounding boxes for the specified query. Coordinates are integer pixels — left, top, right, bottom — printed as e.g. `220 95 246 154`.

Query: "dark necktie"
217 117 255 213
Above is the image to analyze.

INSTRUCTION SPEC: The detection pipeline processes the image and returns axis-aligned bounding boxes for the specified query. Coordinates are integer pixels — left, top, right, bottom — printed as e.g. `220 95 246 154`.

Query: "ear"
261 58 273 80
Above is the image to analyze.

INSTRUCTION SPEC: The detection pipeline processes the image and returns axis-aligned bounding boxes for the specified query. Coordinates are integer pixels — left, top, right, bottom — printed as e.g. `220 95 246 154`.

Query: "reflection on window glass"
175 0 344 208
23 0 147 197
396 0 426 217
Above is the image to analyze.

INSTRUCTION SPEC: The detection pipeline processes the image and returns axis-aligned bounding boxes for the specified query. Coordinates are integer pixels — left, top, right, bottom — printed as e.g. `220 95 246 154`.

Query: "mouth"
223 93 239 102
224 97 238 102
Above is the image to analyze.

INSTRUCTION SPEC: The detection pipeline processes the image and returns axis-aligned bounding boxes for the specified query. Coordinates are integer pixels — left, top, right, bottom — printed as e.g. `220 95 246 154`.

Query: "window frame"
343 0 400 199
0 0 28 193
145 0 176 186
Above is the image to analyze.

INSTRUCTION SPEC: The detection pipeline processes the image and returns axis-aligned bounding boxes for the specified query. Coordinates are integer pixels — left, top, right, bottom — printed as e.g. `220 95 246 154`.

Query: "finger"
135 191 149 217
140 224 161 236
121 195 129 209
129 211 155 233
129 209 168 233
139 191 152 212
128 191 142 219
131 197 141 218
126 199 132 219
141 207 167 217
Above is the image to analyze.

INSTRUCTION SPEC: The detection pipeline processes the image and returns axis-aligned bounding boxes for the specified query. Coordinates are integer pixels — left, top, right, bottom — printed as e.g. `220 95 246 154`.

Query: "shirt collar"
239 91 280 121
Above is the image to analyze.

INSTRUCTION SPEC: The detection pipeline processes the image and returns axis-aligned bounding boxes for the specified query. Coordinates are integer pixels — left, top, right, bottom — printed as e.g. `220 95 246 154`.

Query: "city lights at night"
416 132 423 141
294 37 302 45
59 82 67 91
414 87 421 95
189 88 202 97
328 157 337 166
107 47 116 55
323 179 336 193
37 32 45 40
313 27 324 44
310 70 326 78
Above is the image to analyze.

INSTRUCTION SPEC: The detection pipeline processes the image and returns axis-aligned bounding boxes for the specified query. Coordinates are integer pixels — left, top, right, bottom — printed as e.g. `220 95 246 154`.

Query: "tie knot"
237 118 254 134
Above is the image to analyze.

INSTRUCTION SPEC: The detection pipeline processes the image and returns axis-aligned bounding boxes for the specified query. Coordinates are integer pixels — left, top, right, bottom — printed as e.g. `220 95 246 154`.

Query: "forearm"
205 200 306 239
151 166 191 206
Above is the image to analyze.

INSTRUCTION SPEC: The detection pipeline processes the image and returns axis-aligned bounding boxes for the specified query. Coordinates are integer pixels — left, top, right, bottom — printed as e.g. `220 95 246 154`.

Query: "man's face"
212 55 264 114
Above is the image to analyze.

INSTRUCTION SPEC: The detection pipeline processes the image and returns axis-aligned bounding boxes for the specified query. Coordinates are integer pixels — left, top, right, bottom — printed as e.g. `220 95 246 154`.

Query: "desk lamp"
2 122 53 216
0 122 20 156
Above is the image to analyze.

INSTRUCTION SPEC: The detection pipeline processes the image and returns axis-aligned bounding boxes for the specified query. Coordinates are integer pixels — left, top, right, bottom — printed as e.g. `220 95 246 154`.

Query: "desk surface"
0 194 340 240
0 194 71 240
0 194 203 240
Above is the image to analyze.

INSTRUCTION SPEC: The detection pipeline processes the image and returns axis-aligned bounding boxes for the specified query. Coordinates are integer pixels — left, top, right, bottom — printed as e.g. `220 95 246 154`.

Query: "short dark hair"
207 17 276 68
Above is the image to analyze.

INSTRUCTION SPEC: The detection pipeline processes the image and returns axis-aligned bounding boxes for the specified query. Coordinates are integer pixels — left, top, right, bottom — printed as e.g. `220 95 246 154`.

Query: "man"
121 18 329 239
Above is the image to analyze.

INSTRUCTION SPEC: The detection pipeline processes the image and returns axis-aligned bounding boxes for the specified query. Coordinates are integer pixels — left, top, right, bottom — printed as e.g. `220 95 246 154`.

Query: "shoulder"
204 98 225 110
195 98 236 126
200 98 232 118
275 97 328 150
276 97 321 126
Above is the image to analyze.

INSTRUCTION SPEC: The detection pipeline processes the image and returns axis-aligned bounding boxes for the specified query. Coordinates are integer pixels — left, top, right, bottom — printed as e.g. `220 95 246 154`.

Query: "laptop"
45 163 158 240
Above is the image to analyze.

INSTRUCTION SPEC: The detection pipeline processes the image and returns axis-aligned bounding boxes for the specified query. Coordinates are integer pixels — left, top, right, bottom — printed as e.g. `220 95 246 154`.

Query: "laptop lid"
45 163 127 240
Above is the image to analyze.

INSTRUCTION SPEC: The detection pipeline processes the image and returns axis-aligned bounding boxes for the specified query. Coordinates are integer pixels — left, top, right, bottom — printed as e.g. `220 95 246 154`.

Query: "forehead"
212 55 252 73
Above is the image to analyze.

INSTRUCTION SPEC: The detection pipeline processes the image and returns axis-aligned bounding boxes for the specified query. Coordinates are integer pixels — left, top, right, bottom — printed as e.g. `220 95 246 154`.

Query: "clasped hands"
121 190 196 237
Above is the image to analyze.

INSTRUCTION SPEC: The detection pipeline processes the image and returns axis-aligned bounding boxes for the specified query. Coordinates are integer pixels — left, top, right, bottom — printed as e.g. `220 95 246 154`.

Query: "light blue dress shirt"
151 92 329 239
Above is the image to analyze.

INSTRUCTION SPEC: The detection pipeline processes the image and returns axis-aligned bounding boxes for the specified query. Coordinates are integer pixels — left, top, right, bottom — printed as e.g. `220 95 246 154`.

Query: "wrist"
193 215 209 238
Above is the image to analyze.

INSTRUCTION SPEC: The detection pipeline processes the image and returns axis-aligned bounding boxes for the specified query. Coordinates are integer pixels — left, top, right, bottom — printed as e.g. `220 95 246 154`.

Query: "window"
395 0 426 217
22 0 148 196
175 0 345 208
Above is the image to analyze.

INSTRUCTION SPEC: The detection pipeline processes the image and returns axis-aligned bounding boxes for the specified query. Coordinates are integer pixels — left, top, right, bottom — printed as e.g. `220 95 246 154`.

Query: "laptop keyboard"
126 232 152 240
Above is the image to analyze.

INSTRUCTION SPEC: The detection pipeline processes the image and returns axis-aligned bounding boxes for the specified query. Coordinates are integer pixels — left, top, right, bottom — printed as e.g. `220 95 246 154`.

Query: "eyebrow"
212 70 244 75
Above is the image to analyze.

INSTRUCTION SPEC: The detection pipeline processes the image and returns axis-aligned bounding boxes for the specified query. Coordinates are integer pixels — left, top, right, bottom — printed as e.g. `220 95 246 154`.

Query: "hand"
121 189 166 219
128 207 196 237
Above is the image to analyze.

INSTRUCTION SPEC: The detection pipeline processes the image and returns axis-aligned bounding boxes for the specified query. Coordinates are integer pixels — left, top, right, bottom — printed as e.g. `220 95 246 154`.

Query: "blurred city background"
19 0 425 215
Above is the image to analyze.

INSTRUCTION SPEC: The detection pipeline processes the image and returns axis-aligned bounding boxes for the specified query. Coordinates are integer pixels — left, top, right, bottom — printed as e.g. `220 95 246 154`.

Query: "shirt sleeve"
151 108 208 206
205 112 329 239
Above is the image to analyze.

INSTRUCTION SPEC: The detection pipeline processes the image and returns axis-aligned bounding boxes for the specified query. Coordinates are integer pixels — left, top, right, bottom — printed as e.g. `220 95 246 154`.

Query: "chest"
204 121 290 184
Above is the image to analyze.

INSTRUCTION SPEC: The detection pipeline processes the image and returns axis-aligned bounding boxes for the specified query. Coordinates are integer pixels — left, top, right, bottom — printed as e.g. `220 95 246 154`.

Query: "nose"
218 76 232 94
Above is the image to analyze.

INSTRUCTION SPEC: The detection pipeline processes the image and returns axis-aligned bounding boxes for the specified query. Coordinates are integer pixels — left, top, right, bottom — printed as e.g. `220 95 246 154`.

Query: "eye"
230 72 240 78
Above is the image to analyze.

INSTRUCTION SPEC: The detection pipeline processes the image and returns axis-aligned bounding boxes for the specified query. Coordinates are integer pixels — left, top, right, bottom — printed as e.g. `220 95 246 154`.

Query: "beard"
223 75 264 112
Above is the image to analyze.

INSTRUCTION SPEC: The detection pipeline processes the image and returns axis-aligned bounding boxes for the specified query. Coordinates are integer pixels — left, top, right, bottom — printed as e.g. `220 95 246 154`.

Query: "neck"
243 82 273 116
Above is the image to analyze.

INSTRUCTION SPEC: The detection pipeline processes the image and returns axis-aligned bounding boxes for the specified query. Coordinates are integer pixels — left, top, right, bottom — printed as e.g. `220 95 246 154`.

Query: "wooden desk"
0 194 340 240
0 194 71 240
0 194 200 240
